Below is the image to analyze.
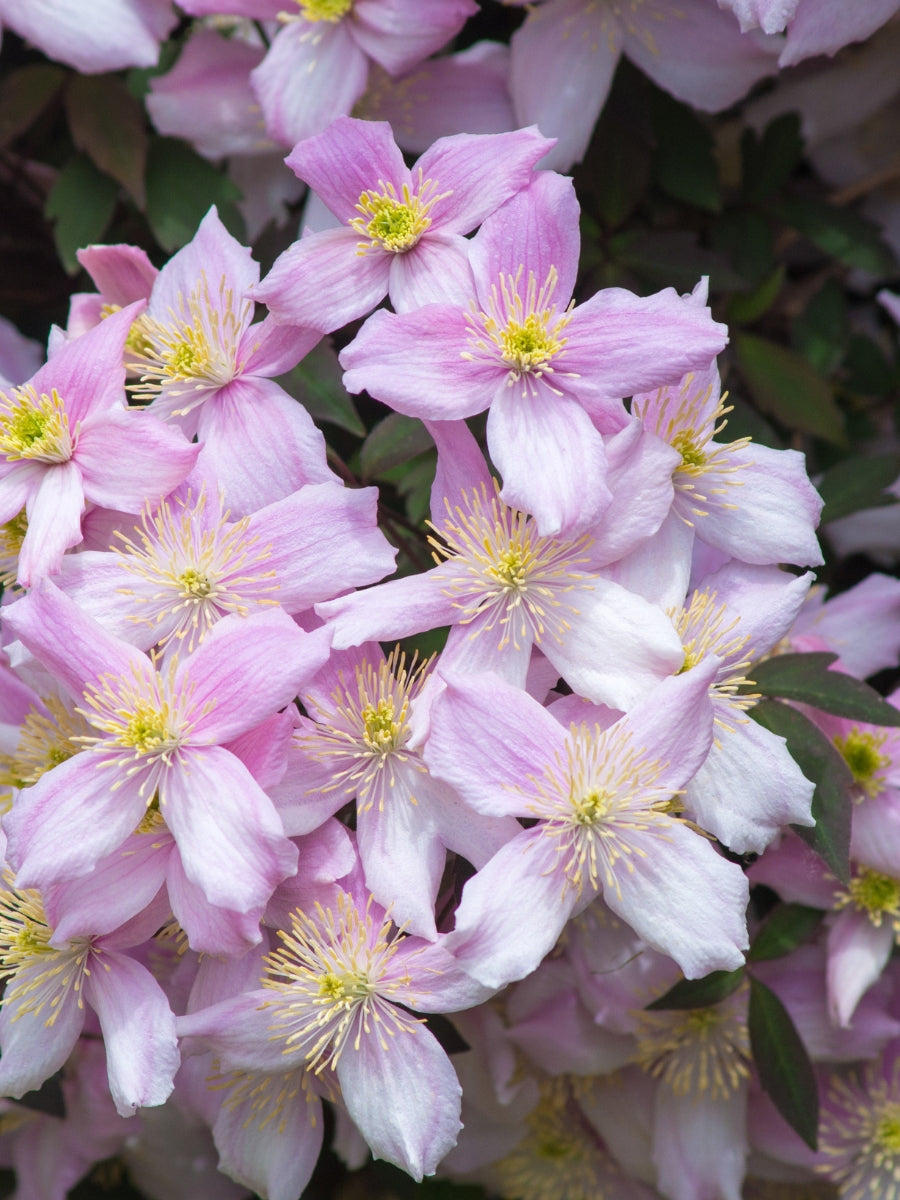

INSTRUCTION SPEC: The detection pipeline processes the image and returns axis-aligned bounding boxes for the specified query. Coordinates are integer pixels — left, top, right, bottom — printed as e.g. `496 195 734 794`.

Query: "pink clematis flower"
0 873 179 1117
505 0 780 171
178 864 487 1180
0 305 199 588
1 581 330 923
341 171 729 537
423 664 750 989
178 0 477 148
256 117 553 330
124 206 331 516
0 0 177 73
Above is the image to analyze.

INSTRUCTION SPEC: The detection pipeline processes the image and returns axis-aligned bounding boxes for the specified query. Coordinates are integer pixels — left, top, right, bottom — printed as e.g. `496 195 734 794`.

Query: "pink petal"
351 0 477 74
18 460 84 586
251 21 368 148
76 244 157 306
388 233 475 312
509 0 622 171
255 227 390 332
0 0 177 72
163 745 298 913
285 116 409 222
335 1019 462 1180
340 306 498 419
487 383 610 537
179 610 330 745
84 950 179 1116
826 908 895 1027
194 376 334 517
76 409 199 512
316 569 456 649
470 171 581 308
3 753 148 889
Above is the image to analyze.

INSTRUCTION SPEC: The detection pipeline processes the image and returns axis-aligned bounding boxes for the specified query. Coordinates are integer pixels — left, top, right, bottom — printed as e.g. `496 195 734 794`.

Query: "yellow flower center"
349 174 450 254
837 868 900 931
0 386 73 464
464 265 574 394
634 991 751 1100
298 0 353 20
833 728 890 798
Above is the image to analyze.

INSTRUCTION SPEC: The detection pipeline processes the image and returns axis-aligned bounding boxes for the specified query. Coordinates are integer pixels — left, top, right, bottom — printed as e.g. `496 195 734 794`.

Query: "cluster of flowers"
2 4 900 1200
1 108 900 1200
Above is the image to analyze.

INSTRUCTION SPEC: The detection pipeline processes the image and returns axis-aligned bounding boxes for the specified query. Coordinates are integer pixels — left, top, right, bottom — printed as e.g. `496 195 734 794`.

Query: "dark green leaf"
727 265 784 325
773 196 896 275
0 64 65 149
710 209 774 287
734 332 845 444
277 342 364 436
748 975 819 1150
818 453 900 523
844 334 897 396
609 230 744 292
649 90 720 212
741 114 804 203
749 904 824 962
578 85 652 229
749 699 852 883
360 414 433 480
65 74 148 205
792 279 847 375
645 968 745 1010
145 137 243 252
752 653 900 725
45 154 119 273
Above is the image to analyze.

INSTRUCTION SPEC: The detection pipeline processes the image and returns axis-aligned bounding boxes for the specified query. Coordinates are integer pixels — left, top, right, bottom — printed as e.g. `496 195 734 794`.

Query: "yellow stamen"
0 386 73 464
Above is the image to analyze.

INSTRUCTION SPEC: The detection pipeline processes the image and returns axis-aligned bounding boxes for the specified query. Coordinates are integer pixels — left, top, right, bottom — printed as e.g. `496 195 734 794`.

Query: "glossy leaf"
145 137 243 252
773 196 896 276
45 154 119 274
360 414 434 481
645 968 746 1011
650 90 720 212
278 343 364 436
748 976 819 1151
65 74 148 205
792 279 846 375
727 265 784 325
750 699 852 884
752 653 900 725
0 64 65 149
609 229 744 292
741 114 803 203
748 904 824 963
734 333 845 444
818 454 900 523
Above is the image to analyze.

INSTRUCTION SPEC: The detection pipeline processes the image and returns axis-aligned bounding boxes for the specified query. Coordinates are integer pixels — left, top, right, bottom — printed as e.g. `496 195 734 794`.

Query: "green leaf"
578 82 652 229
773 196 897 275
748 976 819 1151
360 414 434 480
733 332 845 444
609 230 744 293
0 64 65 149
65 74 148 205
645 968 745 1011
727 265 784 325
276 342 364 436
792 279 847 375
748 904 824 962
844 334 898 396
749 699 851 884
710 209 774 287
741 114 804 203
649 90 720 212
818 453 900 523
145 137 243 252
752 653 900 725
45 154 119 273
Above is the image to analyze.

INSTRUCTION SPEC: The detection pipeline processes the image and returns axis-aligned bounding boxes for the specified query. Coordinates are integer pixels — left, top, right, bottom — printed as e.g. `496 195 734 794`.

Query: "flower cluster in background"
2 4 900 1200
